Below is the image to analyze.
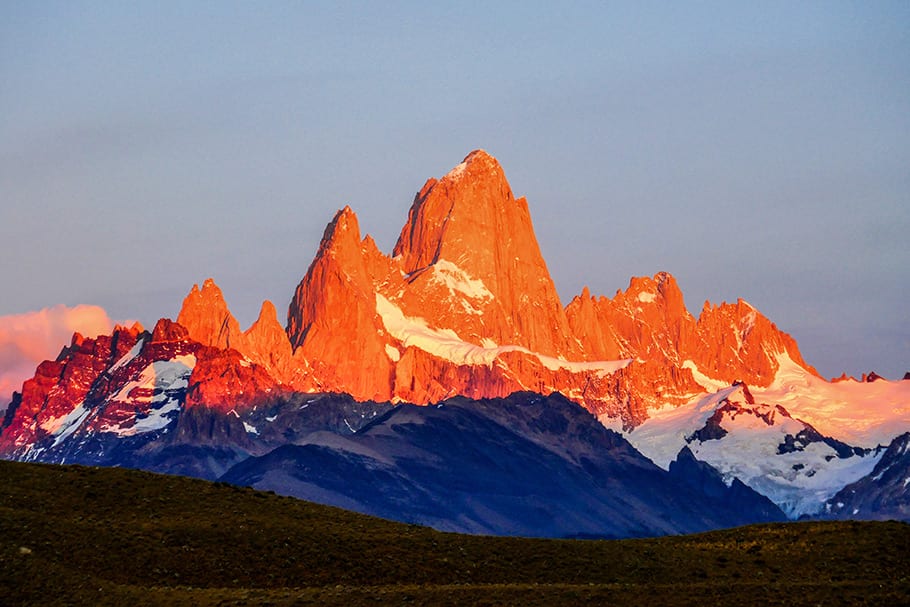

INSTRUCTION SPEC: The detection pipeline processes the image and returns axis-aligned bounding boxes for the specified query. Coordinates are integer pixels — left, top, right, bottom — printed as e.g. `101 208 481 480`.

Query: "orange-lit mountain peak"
384 150 583 359
320 205 362 251
393 150 517 273
252 299 278 325
176 277 242 350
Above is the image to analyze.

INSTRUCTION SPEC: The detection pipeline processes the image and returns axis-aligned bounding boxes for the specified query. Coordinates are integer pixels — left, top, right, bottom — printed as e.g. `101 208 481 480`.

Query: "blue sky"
1 1 908 379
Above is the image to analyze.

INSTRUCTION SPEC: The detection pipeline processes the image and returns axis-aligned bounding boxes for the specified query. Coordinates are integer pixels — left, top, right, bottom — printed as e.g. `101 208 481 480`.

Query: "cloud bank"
0 305 116 408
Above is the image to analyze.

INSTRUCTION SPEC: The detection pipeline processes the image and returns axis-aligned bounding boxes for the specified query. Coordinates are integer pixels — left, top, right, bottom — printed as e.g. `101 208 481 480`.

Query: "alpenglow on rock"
4 149 901 435
0 150 910 534
276 149 826 426
2 150 908 511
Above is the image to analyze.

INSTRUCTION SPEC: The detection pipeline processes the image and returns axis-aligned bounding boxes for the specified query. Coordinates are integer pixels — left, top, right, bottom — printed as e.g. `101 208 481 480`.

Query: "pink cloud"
0 305 116 408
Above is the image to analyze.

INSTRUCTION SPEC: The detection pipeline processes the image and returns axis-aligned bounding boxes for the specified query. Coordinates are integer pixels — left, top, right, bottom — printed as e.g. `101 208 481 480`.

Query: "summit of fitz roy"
3 150 908 537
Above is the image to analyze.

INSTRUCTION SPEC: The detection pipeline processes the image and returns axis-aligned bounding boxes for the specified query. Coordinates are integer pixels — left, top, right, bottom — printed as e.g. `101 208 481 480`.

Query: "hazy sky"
1 2 908 379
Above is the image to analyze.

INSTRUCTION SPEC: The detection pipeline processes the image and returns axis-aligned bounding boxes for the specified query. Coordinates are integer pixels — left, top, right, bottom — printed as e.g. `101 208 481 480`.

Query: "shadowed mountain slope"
1 460 908 606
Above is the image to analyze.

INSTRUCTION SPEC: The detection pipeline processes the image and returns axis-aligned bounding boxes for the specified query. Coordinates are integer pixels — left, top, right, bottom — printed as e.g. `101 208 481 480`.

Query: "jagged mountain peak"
169 152 823 410
239 302 296 380
180 278 229 316
319 205 363 253
383 149 581 360
439 148 503 183
331 203 359 230
180 277 227 307
151 318 189 343
694 297 820 384
112 321 145 335
182 277 224 304
3 152 866 428
253 299 278 325
308 206 388 276
286 201 393 399
392 149 523 276
177 277 242 350
620 272 688 314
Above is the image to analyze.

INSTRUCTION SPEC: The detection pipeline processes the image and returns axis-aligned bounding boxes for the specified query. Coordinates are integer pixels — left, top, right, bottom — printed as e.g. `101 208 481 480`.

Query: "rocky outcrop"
282 152 640 410
267 151 818 420
184 347 280 413
178 280 296 384
176 279 243 350
567 273 696 364
279 150 814 422
693 299 819 386
242 300 294 380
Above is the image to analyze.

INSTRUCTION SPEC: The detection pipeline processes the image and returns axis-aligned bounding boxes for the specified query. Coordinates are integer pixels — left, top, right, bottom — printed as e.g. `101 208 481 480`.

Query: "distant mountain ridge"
219 392 786 537
1 149 908 533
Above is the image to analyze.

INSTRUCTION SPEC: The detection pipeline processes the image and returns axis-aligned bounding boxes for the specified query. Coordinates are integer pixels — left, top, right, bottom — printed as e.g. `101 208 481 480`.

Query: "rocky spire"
391 150 581 358
176 278 243 350
242 300 294 378
286 206 394 400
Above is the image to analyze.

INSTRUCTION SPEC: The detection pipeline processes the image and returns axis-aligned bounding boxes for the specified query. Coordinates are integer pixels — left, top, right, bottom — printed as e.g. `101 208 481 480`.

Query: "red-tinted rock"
286 206 394 401
0 324 144 454
176 279 243 350
151 318 190 343
184 347 280 413
242 300 295 380
693 299 819 386
566 272 819 393
391 150 581 359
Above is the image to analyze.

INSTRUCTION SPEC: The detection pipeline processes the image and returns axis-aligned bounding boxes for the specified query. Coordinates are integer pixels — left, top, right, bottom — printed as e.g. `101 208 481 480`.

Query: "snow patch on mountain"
125 399 182 435
48 403 92 447
376 294 503 366
686 412 881 517
753 351 910 447
102 355 196 436
430 259 494 302
627 380 886 517
678 352 910 448
537 355 632 376
444 159 468 180
626 385 741 468
376 294 631 375
384 344 401 362
109 338 145 373
637 291 656 303
682 360 729 392
110 356 196 403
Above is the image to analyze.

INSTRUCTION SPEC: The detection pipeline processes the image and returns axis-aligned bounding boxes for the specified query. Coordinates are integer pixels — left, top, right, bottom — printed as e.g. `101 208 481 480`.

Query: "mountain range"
1 150 907 536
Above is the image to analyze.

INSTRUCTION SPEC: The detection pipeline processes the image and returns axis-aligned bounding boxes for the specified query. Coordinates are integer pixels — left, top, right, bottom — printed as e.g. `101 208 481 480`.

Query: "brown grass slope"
1 460 908 606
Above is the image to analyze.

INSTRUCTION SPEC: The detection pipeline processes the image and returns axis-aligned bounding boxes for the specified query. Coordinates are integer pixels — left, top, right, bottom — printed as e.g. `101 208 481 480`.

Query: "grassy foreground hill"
1 460 908 606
